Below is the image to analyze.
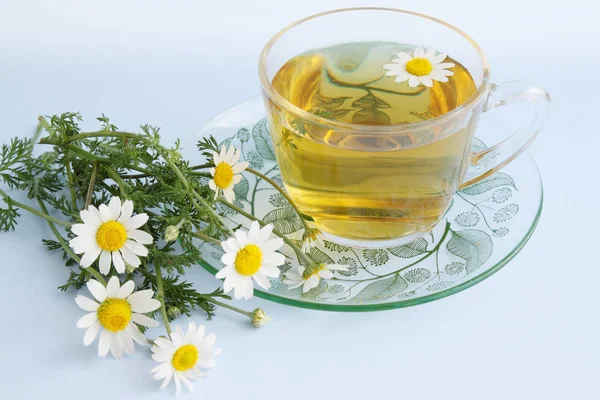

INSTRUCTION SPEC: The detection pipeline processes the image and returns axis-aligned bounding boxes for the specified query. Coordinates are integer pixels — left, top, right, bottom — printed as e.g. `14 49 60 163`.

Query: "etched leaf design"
352 109 391 125
251 118 276 161
347 274 407 304
308 247 334 265
403 268 431 283
447 229 493 273
460 172 516 195
493 204 519 223
314 92 351 110
262 206 303 234
233 174 249 200
388 237 429 258
351 93 391 109
324 241 350 252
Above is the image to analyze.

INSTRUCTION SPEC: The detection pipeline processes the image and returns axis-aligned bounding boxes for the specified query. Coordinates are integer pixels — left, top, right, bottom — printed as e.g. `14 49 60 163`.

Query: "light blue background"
0 0 596 399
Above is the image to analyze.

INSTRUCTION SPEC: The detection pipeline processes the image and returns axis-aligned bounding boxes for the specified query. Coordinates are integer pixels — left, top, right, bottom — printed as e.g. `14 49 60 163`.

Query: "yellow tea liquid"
268 42 477 241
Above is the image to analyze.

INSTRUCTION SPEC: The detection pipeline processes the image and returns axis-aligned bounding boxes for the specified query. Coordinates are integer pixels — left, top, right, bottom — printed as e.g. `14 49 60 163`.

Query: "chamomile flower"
216 221 284 299
151 322 221 395
208 145 249 202
69 196 153 275
301 228 324 254
75 276 161 358
383 47 455 88
284 263 349 293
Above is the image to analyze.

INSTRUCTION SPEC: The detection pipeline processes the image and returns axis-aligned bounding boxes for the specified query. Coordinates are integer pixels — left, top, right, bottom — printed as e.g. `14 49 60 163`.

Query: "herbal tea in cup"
259 8 549 247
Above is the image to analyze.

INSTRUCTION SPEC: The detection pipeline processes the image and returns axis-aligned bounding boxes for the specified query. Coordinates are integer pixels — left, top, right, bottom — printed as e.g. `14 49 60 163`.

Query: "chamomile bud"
250 308 271 328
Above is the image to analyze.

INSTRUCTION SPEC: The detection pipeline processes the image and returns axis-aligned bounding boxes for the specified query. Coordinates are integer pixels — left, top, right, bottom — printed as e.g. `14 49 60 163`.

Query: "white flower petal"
436 62 455 70
431 53 448 65
247 221 261 242
112 251 125 274
318 269 334 279
83 321 101 346
215 265 233 280
87 279 107 302
110 334 123 359
76 312 98 329
408 76 420 87
174 374 182 396
261 238 283 253
233 229 248 248
117 280 135 298
208 180 217 190
220 252 235 266
303 274 320 293
232 161 249 173
125 240 149 257
393 71 411 83
119 331 134 356
98 329 111 357
99 250 111 275
69 236 95 254
420 76 434 87
180 375 194 393
132 313 159 327
108 196 122 220
127 229 153 245
71 223 97 237
105 276 120 297
394 52 413 62
252 272 270 290
126 323 147 345
223 188 235 202
262 252 285 267
127 290 161 313
257 222 274 242
231 174 242 184
120 246 141 267
123 214 149 230
80 244 102 268
424 48 436 61
98 204 114 222
234 276 253 300
383 63 404 72
118 200 134 223
222 237 239 253
80 206 102 227
413 47 425 58
260 264 280 278
75 295 99 312
159 372 173 390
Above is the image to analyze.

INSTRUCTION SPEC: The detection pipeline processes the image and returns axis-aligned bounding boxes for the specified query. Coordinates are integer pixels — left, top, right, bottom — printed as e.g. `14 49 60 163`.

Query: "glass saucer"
186 98 543 312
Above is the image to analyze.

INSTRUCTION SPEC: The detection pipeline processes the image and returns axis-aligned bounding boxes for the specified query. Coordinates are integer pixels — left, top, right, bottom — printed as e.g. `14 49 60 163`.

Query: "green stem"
85 162 98 208
207 298 252 317
246 167 310 231
36 199 106 285
154 262 172 338
62 131 138 143
65 162 78 211
104 165 128 195
0 189 72 228
191 231 222 247
217 198 313 267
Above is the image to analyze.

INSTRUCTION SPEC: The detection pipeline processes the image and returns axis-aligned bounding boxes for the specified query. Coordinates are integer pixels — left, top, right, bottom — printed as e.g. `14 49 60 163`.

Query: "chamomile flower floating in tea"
69 197 153 274
216 221 285 299
208 145 249 202
151 322 221 395
75 276 161 358
301 228 324 254
383 47 455 87
284 263 349 293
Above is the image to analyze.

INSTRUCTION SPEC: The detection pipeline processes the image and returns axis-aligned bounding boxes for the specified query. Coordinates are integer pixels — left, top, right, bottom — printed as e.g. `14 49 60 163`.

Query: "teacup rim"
258 7 492 134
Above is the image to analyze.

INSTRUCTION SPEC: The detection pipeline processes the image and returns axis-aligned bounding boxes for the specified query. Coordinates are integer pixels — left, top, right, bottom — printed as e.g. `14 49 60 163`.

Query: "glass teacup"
258 7 550 247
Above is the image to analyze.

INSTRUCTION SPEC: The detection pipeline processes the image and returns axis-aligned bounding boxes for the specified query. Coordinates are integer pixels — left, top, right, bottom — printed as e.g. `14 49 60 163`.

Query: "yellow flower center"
96 221 127 251
172 344 199 371
234 244 263 276
405 58 433 76
97 298 132 332
214 162 234 189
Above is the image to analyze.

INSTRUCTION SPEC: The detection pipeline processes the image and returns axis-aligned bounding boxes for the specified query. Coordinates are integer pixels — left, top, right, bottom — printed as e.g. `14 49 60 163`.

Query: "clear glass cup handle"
459 81 551 188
